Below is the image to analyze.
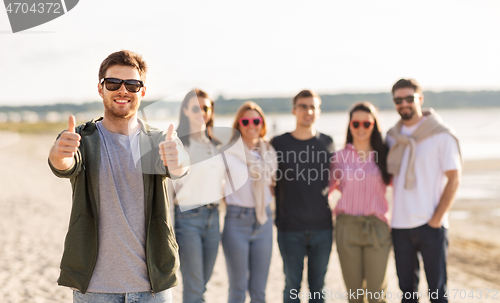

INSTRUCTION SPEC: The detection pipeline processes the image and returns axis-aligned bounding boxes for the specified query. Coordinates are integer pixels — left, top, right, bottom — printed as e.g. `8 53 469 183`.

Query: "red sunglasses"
350 120 374 129
239 117 262 127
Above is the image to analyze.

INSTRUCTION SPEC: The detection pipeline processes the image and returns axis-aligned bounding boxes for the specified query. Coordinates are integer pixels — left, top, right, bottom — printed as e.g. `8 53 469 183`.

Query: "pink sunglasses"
239 117 262 127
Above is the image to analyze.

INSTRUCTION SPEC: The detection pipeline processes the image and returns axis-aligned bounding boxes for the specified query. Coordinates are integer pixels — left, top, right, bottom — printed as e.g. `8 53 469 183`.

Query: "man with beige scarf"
386 79 461 303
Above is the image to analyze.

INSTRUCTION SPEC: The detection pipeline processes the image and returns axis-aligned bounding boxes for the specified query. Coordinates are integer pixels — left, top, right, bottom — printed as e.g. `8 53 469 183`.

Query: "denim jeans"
73 289 172 302
392 224 449 303
175 205 221 303
222 205 273 303
277 229 333 303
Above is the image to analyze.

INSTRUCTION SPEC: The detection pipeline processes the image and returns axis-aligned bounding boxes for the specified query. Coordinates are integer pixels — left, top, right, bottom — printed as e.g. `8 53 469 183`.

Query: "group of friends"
49 50 461 303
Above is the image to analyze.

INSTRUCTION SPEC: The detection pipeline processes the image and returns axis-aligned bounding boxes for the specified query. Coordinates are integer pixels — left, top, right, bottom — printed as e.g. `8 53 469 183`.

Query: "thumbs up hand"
49 115 82 170
57 115 81 158
159 124 187 176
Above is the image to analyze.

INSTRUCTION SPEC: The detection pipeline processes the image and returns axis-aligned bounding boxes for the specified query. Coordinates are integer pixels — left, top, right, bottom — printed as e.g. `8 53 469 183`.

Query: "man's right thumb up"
68 115 76 133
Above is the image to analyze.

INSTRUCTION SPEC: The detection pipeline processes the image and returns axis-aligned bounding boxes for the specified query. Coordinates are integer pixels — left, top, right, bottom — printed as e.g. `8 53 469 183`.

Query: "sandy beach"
1 132 499 303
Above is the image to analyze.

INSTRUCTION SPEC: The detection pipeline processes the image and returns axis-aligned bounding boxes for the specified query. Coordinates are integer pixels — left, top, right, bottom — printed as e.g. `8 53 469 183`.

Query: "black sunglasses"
393 95 416 105
100 77 144 93
191 105 211 114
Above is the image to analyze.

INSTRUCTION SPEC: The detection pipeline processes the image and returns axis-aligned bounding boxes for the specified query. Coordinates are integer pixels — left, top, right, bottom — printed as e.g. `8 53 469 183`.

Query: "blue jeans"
73 289 171 302
175 205 220 303
392 224 449 303
278 229 333 303
222 205 273 303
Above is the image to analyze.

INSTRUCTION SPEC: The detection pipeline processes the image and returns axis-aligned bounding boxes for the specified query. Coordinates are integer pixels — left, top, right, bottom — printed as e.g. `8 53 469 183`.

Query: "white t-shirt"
224 150 273 208
387 119 461 229
172 138 226 210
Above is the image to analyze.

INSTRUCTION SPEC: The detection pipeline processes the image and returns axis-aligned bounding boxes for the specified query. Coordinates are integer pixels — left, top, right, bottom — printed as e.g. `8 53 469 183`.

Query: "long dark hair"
176 89 215 147
346 102 391 185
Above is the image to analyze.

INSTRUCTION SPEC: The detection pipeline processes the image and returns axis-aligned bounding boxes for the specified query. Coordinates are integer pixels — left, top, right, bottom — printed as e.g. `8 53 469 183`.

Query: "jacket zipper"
146 174 155 294
81 130 100 294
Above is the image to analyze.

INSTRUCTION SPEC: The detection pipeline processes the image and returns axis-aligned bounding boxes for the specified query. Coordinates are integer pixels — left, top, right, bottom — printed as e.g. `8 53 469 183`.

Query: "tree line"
1 90 498 116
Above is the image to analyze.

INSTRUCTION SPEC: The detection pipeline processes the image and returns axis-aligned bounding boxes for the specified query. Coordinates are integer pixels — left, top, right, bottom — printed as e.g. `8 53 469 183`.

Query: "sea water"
151 107 500 201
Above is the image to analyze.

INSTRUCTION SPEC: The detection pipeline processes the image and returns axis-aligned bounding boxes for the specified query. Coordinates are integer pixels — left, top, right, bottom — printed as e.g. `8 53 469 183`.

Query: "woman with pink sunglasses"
329 102 392 303
222 101 277 303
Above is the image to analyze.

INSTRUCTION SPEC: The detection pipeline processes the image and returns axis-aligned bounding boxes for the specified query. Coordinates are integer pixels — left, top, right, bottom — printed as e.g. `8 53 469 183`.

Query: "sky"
1 0 500 106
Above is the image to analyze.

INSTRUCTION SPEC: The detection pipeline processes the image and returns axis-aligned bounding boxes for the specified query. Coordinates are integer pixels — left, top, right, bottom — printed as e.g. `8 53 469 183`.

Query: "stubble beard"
104 100 140 123
398 107 415 121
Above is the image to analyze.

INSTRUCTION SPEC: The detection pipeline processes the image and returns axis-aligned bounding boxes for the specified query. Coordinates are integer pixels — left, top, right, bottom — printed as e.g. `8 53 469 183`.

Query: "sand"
0 133 499 303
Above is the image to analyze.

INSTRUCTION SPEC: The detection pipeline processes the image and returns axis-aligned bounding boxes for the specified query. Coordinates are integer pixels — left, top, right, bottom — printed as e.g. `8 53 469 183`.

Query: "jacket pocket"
59 215 97 283
149 216 179 271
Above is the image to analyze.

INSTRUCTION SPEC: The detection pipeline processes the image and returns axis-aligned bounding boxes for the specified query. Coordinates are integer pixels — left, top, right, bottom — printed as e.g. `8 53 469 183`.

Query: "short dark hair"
98 50 148 82
293 89 321 105
391 78 422 95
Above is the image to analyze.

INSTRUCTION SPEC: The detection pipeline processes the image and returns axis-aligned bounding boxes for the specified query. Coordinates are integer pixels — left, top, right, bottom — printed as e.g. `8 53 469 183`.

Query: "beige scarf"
227 139 277 225
387 108 462 190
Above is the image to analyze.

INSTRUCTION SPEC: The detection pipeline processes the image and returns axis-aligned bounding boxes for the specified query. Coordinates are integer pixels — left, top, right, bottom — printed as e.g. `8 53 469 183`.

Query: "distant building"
22 111 39 123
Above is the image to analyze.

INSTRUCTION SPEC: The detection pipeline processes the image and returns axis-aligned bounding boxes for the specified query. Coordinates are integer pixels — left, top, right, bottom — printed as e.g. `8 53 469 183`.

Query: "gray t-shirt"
86 122 150 293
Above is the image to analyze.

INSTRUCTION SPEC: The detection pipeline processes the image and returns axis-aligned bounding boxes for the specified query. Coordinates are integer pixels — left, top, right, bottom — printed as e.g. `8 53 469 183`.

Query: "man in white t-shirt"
386 79 461 303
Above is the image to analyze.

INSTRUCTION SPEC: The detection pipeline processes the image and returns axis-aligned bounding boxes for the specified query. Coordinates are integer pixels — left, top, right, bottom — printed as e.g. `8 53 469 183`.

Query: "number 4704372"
444 289 498 300
5 3 62 14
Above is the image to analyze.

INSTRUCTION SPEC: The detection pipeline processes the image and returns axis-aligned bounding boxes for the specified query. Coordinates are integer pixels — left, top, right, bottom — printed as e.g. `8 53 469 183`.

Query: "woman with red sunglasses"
329 102 392 303
222 101 277 303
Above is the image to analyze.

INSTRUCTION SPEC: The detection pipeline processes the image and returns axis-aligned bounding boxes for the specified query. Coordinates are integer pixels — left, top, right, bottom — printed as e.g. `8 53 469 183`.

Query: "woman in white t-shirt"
171 89 226 303
222 101 277 303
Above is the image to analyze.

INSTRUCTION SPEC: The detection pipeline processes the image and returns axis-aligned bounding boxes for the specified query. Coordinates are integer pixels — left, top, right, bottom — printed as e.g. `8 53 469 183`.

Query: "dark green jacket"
49 117 185 294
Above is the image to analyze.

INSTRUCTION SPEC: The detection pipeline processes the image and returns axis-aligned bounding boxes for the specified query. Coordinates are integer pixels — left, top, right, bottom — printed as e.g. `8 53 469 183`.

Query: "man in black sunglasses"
386 78 461 303
48 50 188 302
